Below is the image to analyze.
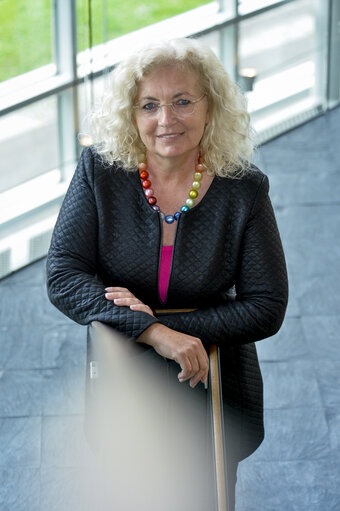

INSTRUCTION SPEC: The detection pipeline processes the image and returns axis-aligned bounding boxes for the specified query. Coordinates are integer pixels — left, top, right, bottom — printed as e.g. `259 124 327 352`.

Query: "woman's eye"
142 102 159 111
176 99 191 107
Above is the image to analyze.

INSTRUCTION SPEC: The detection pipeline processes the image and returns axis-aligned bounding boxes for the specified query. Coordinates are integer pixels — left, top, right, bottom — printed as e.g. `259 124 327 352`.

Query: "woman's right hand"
137 323 209 388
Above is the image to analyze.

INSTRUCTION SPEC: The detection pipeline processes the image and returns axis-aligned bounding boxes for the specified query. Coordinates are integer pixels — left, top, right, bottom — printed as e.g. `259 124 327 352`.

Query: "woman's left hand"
105 287 154 317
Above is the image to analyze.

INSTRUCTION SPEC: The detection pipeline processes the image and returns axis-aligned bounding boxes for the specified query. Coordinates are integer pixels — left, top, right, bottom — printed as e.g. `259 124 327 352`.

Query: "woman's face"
134 65 209 162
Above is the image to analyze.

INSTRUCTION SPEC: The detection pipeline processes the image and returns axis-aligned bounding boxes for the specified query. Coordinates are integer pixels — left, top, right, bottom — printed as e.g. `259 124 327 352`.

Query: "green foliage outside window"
0 0 208 83
0 0 52 82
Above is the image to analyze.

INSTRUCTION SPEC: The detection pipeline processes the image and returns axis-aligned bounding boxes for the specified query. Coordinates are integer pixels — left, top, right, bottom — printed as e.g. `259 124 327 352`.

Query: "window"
238 0 283 15
237 0 328 138
0 0 337 278
0 0 53 82
76 0 211 52
0 98 59 191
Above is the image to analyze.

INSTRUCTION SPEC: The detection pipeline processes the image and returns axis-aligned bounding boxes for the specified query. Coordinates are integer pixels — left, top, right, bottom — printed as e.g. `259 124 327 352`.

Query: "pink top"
159 245 173 303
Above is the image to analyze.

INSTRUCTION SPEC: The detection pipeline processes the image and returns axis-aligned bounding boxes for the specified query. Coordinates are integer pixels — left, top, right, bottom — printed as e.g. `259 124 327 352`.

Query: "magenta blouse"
159 245 173 303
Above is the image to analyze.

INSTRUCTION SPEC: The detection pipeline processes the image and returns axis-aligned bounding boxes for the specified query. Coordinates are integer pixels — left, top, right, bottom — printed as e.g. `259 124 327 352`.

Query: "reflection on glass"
238 0 282 15
238 0 323 116
0 97 61 278
0 98 59 193
76 0 210 52
0 0 53 81
78 74 108 142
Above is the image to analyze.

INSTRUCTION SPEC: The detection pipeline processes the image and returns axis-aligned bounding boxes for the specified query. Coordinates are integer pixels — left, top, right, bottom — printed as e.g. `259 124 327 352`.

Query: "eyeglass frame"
132 93 207 117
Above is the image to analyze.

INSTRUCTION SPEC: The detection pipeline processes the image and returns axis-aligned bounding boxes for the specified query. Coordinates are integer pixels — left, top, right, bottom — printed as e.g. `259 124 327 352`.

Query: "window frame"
0 0 338 278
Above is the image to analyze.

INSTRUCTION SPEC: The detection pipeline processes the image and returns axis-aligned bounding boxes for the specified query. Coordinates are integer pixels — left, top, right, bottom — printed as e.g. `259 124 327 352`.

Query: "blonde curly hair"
90 37 254 178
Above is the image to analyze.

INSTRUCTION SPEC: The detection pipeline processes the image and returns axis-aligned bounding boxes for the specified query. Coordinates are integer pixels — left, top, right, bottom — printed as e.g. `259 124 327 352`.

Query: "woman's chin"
152 143 198 161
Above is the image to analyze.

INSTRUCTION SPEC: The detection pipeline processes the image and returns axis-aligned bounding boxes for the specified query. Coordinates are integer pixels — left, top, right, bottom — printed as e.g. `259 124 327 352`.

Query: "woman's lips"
157 132 183 139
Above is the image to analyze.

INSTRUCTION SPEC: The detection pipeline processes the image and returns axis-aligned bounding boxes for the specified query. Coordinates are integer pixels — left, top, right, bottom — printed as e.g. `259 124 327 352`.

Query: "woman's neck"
145 150 200 186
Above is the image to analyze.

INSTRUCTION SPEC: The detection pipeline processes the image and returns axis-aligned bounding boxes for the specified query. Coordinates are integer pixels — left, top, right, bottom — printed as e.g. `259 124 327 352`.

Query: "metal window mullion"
327 0 340 107
218 0 238 82
54 0 78 181
218 0 238 17
313 0 330 110
219 24 238 82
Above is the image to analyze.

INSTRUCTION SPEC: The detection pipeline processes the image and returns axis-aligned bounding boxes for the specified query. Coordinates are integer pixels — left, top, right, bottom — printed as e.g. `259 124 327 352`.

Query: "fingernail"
105 293 110 298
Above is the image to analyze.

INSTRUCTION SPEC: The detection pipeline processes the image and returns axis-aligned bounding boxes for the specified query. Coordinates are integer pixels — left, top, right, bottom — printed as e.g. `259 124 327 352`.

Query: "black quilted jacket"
46 146 288 460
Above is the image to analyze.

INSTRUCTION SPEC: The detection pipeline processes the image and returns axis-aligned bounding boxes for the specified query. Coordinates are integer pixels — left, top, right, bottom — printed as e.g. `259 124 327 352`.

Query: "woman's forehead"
137 64 201 97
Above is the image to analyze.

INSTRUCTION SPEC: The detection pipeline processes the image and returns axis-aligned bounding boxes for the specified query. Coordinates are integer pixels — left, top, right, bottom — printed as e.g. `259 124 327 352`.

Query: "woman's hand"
105 286 154 317
138 323 209 388
105 287 208 388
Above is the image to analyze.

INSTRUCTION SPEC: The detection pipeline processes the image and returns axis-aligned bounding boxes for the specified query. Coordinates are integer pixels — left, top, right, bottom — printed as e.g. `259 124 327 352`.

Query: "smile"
157 133 184 139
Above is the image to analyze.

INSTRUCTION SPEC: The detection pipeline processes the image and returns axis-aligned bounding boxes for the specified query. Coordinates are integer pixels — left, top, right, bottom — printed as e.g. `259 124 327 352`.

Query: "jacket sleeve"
158 174 289 346
46 148 160 339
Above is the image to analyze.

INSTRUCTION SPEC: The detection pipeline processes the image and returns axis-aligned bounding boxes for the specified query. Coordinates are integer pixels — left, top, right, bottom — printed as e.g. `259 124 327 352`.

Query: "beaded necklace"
138 155 205 224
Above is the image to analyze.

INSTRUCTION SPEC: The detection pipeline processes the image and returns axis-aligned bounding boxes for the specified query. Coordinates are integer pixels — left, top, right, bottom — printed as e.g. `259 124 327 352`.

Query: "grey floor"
1 107 339 510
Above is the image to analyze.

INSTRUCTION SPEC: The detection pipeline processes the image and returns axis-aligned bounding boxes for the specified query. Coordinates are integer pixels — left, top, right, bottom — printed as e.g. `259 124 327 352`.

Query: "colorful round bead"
138 155 205 220
142 179 151 189
144 188 154 197
139 170 149 180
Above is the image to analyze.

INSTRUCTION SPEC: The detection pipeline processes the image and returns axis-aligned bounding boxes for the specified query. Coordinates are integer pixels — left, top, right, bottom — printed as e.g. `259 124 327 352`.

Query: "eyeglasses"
133 94 206 117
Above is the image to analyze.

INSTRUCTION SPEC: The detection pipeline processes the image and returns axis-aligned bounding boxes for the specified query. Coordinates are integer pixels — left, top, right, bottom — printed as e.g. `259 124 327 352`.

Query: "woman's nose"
158 104 176 125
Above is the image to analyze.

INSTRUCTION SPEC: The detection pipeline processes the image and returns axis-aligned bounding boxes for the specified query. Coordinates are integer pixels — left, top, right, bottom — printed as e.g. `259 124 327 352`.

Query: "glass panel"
0 0 53 81
77 74 108 143
76 0 211 51
0 96 61 278
237 0 326 122
238 0 283 15
0 97 59 193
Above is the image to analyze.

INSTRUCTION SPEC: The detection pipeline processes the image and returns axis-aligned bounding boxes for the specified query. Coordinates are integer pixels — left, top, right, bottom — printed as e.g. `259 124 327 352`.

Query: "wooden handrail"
209 344 228 511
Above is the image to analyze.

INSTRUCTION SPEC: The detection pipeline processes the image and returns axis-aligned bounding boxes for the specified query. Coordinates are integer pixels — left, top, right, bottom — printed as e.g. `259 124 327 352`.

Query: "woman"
46 37 288 510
